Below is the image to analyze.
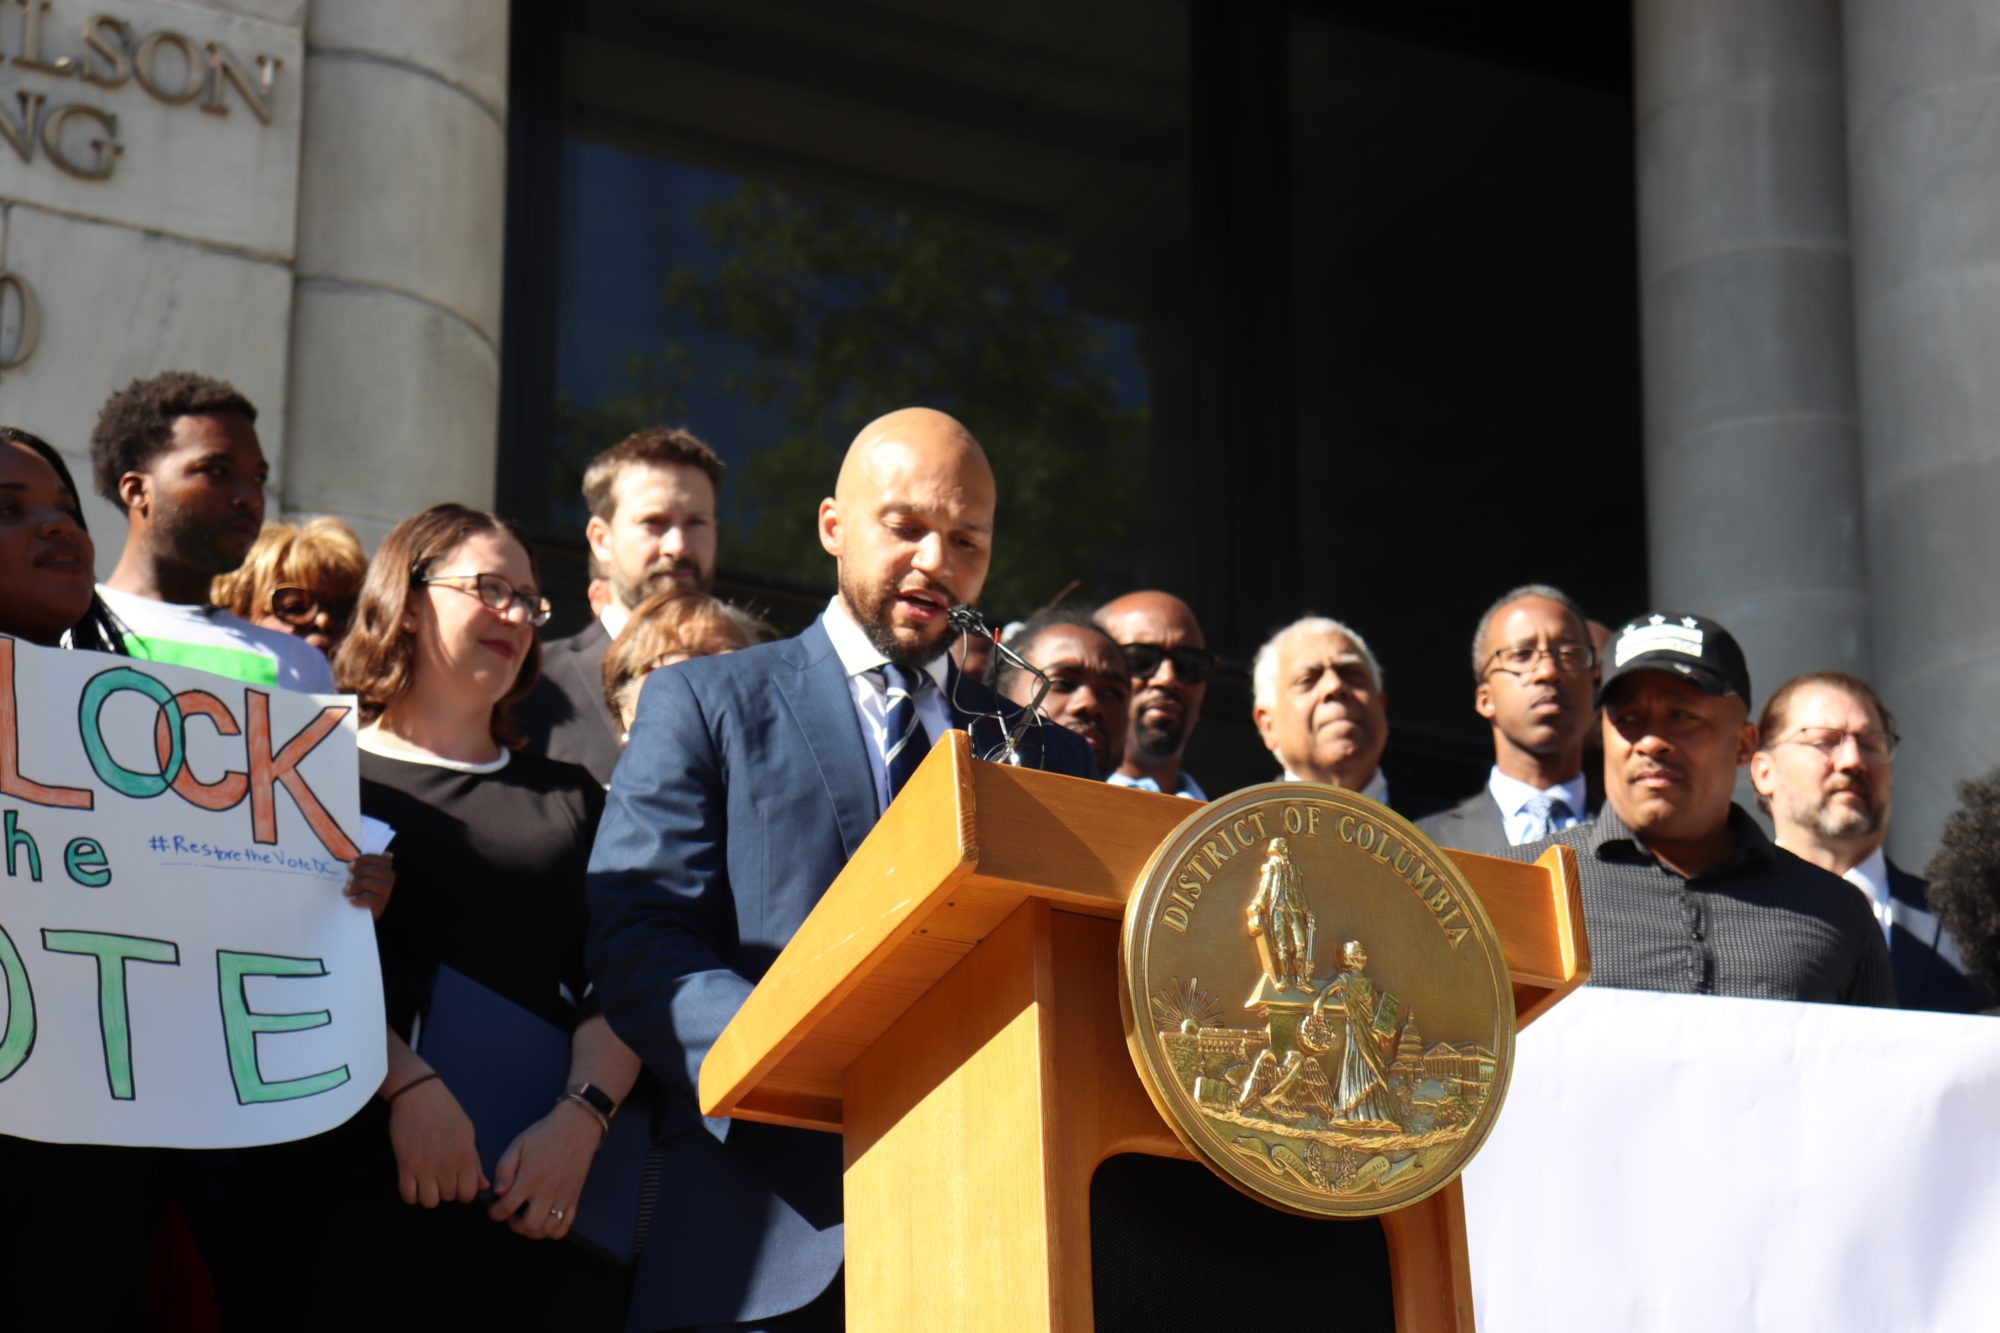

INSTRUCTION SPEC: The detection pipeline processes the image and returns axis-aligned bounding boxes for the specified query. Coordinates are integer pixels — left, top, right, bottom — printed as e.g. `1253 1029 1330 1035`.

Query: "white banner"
0 635 382 1147
1464 986 2000 1333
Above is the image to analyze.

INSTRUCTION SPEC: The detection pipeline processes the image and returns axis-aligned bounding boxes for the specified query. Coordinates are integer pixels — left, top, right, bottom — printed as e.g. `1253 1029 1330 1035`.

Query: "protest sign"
0 635 382 1148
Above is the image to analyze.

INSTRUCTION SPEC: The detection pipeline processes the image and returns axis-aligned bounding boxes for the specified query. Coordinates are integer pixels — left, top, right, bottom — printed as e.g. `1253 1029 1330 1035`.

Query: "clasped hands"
387 1077 604 1240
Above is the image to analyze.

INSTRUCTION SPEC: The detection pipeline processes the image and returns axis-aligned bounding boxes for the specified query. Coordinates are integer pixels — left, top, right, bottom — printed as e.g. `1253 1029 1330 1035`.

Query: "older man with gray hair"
1252 616 1392 805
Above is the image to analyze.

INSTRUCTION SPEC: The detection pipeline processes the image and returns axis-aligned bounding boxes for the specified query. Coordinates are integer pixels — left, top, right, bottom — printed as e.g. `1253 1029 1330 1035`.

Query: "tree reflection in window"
552 178 1150 617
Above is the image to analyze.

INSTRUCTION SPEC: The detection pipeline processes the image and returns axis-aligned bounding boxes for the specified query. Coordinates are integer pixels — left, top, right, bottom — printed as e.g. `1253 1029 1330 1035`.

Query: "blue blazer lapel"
776 618 879 858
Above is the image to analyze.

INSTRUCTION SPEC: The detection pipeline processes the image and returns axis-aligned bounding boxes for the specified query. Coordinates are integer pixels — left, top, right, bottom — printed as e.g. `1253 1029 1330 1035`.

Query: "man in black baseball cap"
1596 611 1753 706
1512 611 1895 1006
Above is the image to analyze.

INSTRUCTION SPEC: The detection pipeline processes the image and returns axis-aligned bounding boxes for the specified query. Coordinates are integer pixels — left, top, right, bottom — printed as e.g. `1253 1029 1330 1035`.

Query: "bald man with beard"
588 408 1091 1331
1096 590 1215 799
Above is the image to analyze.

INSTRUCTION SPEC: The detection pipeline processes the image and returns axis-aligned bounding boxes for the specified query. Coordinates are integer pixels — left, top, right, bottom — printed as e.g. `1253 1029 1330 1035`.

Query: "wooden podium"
701 733 1589 1331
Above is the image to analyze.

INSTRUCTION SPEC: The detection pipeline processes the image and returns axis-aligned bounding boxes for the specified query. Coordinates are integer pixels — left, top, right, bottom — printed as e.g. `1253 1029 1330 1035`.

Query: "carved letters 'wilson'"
0 0 286 182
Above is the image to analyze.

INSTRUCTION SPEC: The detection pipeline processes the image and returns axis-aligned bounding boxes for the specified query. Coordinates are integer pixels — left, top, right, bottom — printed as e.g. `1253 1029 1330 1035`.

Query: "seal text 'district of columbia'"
1158 803 1468 948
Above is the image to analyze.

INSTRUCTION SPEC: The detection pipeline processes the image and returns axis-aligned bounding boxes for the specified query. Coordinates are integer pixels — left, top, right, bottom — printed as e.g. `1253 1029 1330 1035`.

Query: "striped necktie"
880 663 932 804
1520 790 1573 842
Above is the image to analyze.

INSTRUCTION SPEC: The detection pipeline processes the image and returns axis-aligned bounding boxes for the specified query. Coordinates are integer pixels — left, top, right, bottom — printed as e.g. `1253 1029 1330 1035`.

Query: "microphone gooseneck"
948 604 1049 766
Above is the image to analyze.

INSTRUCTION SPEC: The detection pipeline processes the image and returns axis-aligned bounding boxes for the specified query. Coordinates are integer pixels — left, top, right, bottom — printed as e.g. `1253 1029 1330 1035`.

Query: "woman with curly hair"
1923 772 2000 1014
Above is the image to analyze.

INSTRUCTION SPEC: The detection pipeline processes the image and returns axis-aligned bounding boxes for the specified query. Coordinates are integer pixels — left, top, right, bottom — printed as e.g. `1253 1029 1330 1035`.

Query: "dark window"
503 0 1194 632
499 0 1642 798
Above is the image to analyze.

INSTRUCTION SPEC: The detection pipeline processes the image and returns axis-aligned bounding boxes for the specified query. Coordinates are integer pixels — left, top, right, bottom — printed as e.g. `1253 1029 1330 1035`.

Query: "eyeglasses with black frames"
1483 643 1595 677
419 571 553 628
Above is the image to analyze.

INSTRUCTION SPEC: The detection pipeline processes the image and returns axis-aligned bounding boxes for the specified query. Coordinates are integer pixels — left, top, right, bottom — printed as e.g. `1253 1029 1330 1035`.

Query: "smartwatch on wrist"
565 1082 616 1120
558 1081 616 1135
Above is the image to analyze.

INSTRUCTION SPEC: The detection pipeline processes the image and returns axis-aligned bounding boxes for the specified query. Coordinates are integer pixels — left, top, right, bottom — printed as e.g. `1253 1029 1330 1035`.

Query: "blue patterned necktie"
879 663 932 804
1520 790 1573 842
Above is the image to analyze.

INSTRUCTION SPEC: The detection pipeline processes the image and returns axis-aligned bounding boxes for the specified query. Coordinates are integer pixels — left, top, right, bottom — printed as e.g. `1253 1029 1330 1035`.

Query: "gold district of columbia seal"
1120 783 1516 1217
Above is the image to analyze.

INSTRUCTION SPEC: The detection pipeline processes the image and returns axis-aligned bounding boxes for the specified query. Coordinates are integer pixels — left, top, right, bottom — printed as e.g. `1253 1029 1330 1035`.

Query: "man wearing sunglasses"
1096 590 1215 800
1750 672 1986 1012
1419 585 1602 854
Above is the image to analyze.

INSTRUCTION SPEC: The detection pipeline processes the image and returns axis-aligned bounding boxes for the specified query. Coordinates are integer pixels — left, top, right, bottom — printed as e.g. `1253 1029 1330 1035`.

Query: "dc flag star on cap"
1596 612 1752 706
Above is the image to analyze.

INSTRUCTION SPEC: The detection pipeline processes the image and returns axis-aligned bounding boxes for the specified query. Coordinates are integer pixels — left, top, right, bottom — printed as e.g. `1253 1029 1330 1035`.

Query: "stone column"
1845 1 2000 861
281 1 509 546
1634 0 1867 692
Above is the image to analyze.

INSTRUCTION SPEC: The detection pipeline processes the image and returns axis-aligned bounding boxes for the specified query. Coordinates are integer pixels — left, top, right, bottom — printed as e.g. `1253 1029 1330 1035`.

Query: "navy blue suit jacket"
1887 860 1993 1014
587 617 1092 1328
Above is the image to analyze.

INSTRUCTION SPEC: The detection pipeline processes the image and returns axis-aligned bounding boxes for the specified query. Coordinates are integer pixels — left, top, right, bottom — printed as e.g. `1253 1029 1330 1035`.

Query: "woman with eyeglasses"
211 516 367 659
333 504 639 1324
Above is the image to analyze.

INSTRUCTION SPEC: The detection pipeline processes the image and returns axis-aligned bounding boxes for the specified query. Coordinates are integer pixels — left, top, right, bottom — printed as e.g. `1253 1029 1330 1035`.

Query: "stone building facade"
0 0 508 549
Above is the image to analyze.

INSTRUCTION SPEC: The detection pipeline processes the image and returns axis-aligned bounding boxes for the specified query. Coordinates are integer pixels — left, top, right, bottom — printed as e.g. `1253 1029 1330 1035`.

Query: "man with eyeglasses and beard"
1419 585 1604 854
1096 591 1215 800
1512 614 1894 1006
1749 672 1986 1012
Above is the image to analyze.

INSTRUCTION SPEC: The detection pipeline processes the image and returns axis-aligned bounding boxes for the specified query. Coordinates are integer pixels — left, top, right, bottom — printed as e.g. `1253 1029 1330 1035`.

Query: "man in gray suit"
518 426 723 783
1418 584 1600 854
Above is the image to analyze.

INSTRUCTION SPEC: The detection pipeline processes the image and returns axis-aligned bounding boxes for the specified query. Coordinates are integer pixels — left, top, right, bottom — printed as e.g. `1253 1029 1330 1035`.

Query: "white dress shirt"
1841 847 1896 946
821 597 953 813
1487 767 1589 846
1107 770 1209 801
1283 766 1390 808
599 598 631 641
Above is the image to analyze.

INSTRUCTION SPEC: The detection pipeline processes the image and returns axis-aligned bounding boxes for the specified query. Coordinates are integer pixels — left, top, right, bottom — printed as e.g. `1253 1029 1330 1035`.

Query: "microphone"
947 604 1049 767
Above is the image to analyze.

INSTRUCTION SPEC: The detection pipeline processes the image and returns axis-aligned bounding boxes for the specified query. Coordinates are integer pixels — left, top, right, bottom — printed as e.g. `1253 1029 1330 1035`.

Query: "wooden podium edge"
1445 842 1591 1030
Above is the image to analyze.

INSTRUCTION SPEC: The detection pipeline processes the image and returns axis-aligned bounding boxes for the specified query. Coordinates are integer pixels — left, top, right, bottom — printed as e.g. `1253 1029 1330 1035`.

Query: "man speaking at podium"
589 408 1091 1330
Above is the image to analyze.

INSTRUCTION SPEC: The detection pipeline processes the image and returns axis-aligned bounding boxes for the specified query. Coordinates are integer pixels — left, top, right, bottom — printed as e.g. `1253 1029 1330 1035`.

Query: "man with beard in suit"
588 407 1092 1330
519 427 723 783
1750 671 1986 1012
